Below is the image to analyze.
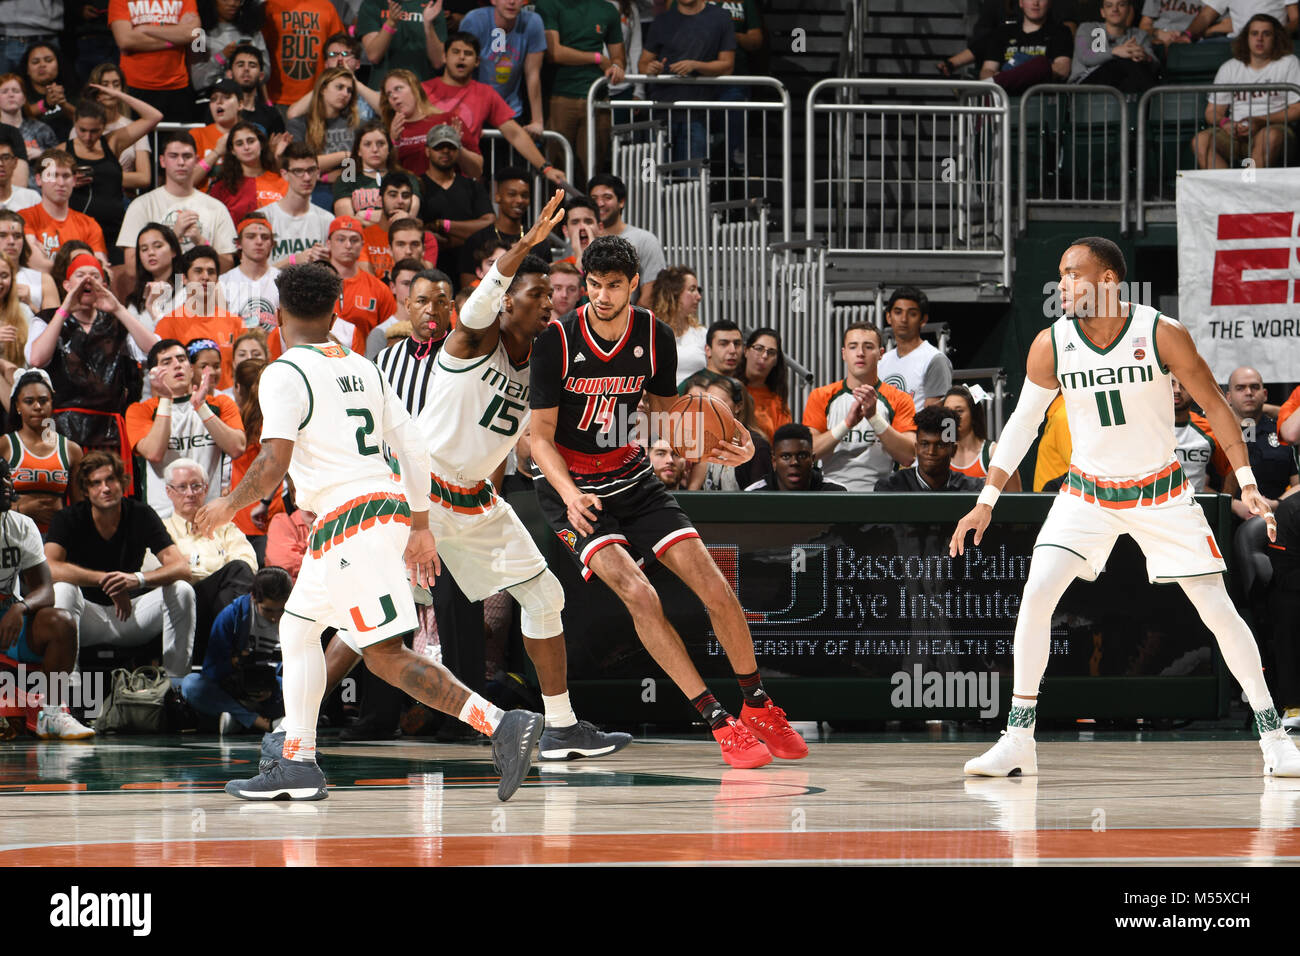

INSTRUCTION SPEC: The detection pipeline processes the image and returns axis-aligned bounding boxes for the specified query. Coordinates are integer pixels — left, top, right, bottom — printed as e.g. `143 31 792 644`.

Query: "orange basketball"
666 393 737 461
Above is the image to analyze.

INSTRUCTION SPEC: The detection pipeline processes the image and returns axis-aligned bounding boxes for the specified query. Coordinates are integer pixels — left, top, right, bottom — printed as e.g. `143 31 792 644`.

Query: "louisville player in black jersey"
528 235 808 768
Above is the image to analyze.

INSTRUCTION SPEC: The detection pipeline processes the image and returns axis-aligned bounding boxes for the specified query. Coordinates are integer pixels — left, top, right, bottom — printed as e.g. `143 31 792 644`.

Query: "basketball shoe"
740 700 808 759
260 730 284 773
225 758 329 800
34 708 94 740
539 719 632 761
964 730 1037 776
1260 730 1300 776
492 709 545 801
713 717 772 769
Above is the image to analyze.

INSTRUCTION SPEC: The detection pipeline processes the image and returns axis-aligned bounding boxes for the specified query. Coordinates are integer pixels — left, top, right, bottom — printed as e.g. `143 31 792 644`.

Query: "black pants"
128 86 198 124
1267 566 1300 708
194 561 255 664
1079 58 1160 95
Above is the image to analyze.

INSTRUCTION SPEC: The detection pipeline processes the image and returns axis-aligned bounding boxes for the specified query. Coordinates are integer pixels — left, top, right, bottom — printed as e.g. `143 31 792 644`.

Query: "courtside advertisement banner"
1177 168 1300 382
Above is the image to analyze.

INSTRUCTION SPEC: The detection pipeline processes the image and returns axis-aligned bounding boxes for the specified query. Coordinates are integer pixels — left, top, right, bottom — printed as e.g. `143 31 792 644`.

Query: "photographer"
181 566 291 736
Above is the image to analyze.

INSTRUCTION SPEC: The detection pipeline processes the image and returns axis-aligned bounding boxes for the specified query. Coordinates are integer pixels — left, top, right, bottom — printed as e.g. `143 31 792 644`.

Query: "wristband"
157 397 173 416
382 20 397 34
594 52 602 65
1182 29 1194 40
34 99 44 113
165 41 175 49
977 485 1000 509
53 306 69 323
867 409 890 434
213 52 227 68
442 218 450 234
135 572 146 588
198 403 216 422
830 420 849 441
540 162 553 171
197 158 211 173
290 254 297 265
1236 465 1259 490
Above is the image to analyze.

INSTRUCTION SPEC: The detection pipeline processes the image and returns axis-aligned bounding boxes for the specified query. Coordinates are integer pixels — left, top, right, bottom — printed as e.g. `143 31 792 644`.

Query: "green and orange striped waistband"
310 492 411 558
429 473 496 515
1062 460 1186 510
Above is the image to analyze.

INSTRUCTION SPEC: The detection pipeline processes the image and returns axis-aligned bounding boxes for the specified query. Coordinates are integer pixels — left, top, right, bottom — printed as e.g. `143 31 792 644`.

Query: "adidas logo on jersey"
574 353 586 363
339 559 350 569
1064 342 1076 352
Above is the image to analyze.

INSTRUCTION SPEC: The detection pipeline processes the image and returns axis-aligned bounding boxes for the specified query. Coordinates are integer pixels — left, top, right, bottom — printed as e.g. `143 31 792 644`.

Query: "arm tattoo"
226 446 287 511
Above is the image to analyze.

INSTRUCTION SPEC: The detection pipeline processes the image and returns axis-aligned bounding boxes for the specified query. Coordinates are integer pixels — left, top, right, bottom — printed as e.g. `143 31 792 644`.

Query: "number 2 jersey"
528 303 678 491
259 342 417 516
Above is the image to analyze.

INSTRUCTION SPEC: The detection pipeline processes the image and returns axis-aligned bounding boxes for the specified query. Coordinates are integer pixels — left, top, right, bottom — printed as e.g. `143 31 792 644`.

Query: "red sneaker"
740 700 809 759
712 717 772 769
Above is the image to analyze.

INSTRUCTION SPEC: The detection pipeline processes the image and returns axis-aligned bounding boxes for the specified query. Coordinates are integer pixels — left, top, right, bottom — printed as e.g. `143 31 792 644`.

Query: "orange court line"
0 783 86 792
2 827 1298 866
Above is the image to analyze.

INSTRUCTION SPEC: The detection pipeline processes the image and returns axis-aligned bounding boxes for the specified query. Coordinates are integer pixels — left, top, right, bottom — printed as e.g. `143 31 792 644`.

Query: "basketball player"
951 237 1300 777
528 235 809 768
196 263 545 802
320 190 632 761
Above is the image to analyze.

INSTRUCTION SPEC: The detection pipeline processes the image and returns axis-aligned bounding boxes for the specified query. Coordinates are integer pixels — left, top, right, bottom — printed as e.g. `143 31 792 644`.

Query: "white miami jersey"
1051 302 1175 479
418 337 530 483
259 343 407 515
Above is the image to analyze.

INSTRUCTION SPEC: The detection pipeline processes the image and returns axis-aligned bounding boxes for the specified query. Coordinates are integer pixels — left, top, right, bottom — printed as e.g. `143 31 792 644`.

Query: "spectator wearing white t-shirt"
587 172 666 306
219 213 281 331
1193 14 1300 169
1186 0 1297 38
1140 0 1229 44
258 144 333 269
118 131 238 279
877 285 953 409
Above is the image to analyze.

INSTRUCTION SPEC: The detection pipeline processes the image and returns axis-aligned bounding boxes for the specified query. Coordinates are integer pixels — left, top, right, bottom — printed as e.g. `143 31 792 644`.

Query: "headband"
68 254 103 279
9 368 53 406
185 338 220 360
237 216 273 238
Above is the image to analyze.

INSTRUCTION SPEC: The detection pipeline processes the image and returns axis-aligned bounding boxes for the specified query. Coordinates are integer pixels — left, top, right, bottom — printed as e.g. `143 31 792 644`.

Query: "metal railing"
481 128 577 221
1136 82 1300 231
806 79 1012 289
1018 85 1129 235
586 74 793 239
769 240 829 415
840 0 863 79
709 197 770 330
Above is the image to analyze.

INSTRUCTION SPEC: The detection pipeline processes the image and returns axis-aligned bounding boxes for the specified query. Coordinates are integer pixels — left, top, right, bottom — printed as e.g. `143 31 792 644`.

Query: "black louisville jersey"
530 303 678 487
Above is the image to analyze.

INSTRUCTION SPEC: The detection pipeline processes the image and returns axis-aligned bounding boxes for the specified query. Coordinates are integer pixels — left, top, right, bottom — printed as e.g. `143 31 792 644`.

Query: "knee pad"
508 571 565 639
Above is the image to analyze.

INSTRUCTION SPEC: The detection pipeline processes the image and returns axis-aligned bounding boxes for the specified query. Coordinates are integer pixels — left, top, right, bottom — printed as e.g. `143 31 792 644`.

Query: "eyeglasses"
0 155 15 164
285 167 318 177
167 482 208 494
326 51 353 59
748 345 779 358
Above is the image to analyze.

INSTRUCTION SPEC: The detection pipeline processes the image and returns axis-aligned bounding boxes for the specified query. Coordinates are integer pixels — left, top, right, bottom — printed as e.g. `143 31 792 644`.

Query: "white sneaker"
1282 708 1300 732
1261 731 1300 776
35 709 95 740
964 730 1037 776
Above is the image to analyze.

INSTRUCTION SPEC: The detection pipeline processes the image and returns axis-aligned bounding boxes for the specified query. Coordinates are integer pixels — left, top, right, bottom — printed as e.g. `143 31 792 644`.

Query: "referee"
371 260 452 413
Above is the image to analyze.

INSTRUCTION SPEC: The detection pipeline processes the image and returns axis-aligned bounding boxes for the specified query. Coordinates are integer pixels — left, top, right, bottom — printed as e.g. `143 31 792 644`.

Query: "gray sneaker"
491 709 544 802
259 730 284 773
539 720 632 761
225 758 328 801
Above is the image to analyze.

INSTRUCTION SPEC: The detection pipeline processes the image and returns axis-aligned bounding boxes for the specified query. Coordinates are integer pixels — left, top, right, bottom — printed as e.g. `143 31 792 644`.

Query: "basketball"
666 393 736 461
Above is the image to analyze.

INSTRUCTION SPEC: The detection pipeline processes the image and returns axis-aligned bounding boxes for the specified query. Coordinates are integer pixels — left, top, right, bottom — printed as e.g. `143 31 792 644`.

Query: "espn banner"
1177 168 1300 383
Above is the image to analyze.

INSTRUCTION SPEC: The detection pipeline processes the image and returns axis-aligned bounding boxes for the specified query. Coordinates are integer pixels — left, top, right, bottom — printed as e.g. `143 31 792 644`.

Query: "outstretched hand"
949 503 992 557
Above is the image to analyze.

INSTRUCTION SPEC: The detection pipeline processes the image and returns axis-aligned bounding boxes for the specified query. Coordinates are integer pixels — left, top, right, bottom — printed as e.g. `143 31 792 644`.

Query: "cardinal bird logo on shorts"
557 529 578 551
349 594 398 632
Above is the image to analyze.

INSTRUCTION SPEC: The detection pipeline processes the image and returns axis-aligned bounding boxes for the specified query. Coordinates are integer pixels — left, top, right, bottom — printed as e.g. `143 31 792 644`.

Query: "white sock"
542 692 577 728
278 614 326 763
459 693 506 736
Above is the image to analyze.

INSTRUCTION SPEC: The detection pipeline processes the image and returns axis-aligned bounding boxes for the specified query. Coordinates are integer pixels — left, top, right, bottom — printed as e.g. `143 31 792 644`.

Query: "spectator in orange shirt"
361 172 427 281
742 326 794 441
21 150 109 273
152 246 244 389
260 0 344 106
109 0 201 119
326 215 397 351
208 121 290 224
1279 384 1300 446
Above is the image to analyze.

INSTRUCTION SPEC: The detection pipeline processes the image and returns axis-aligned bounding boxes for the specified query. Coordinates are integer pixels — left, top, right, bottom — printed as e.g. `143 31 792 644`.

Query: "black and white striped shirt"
373 335 447 417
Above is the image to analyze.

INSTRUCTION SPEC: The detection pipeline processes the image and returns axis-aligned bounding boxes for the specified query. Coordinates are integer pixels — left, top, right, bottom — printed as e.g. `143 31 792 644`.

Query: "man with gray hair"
155 458 257 663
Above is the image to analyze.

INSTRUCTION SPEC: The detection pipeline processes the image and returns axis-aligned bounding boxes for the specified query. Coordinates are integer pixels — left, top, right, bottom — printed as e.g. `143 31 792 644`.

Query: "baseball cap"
210 78 242 98
329 215 365 237
425 124 461 150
